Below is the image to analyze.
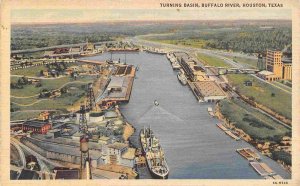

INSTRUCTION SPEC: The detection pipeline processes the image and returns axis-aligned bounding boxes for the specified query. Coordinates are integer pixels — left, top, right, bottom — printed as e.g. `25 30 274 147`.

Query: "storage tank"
80 135 89 153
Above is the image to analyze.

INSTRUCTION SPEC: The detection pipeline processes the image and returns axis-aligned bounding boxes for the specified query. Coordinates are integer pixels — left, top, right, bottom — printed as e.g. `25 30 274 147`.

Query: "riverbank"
215 99 291 173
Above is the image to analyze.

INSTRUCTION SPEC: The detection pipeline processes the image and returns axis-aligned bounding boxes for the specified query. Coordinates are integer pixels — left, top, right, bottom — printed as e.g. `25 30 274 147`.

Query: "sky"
11 8 291 24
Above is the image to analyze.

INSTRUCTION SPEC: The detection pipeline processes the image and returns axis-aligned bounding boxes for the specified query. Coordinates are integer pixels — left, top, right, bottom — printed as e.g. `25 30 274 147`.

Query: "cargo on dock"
236 148 255 161
236 148 260 161
244 148 260 160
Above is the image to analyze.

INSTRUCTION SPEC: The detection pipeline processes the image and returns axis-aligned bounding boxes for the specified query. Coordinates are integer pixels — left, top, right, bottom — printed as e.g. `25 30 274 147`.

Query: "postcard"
1 0 299 185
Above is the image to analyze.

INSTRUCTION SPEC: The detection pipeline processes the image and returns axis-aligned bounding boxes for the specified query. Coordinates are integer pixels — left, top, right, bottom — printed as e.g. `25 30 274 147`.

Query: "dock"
245 148 260 160
216 123 229 131
236 148 255 161
237 148 260 161
224 130 240 141
249 162 274 177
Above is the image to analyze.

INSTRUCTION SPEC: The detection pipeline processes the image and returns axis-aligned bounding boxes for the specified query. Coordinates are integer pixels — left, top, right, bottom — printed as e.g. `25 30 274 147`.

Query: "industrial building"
189 81 227 102
282 58 292 80
257 70 280 82
22 120 52 134
103 76 134 102
21 134 136 169
257 50 292 81
257 53 266 71
179 55 210 82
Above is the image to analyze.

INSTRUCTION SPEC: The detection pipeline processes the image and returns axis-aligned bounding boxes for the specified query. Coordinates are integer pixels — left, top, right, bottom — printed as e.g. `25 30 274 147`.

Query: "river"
83 51 291 179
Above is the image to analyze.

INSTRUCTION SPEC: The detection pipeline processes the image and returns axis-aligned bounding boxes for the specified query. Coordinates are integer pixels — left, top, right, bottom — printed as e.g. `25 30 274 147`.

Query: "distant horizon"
11 9 291 24
11 19 292 26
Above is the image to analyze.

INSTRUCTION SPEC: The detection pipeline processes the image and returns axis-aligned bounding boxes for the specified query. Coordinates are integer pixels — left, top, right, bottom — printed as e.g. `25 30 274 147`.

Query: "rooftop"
18 169 39 180
282 58 292 64
107 142 128 150
194 81 226 97
108 76 126 89
99 136 110 141
121 148 136 160
258 70 274 76
23 120 50 127
55 169 80 179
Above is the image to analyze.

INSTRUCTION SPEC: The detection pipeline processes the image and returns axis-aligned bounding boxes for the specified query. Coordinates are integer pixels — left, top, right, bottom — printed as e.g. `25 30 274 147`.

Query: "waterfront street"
83 52 291 179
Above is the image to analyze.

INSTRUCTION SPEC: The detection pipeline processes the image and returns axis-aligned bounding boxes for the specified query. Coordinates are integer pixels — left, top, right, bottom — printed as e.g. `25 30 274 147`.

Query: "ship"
140 127 169 179
171 61 181 69
177 70 187 85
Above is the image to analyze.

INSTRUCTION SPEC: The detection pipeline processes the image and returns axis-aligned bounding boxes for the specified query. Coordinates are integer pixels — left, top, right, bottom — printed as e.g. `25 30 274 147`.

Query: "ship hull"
177 74 187 85
140 129 169 179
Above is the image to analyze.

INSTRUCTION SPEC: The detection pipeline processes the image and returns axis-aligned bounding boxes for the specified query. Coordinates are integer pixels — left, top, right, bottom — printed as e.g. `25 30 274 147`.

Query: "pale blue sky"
11 9 291 23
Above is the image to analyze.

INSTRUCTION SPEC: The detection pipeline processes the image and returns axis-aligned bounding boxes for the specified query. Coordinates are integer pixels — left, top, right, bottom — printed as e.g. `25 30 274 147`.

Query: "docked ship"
140 127 169 179
177 70 187 85
171 61 181 69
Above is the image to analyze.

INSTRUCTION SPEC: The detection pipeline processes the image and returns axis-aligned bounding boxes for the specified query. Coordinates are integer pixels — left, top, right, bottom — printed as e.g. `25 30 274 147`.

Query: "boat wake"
134 104 184 124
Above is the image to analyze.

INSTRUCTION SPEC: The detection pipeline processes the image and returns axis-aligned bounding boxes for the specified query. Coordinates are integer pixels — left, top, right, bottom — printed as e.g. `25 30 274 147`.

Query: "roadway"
11 138 63 168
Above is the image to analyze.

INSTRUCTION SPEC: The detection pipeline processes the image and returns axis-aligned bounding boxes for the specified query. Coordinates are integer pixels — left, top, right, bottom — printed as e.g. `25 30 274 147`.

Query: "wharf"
237 148 260 161
236 148 255 161
187 80 202 102
224 130 240 140
216 123 229 131
245 148 260 160
102 76 134 103
250 162 274 177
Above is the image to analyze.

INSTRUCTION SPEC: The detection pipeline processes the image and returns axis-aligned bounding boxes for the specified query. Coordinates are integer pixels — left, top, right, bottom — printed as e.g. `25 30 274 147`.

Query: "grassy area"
11 66 47 76
11 76 95 97
219 99 290 141
10 111 42 121
231 56 257 68
150 38 208 48
196 53 231 67
11 83 88 112
227 74 291 119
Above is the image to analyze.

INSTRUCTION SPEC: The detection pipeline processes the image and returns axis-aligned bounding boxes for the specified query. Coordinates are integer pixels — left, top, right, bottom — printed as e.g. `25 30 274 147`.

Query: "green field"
231 56 257 68
11 83 88 112
11 76 95 97
196 53 231 67
10 111 64 121
11 66 48 76
227 74 291 119
219 99 290 141
150 39 208 48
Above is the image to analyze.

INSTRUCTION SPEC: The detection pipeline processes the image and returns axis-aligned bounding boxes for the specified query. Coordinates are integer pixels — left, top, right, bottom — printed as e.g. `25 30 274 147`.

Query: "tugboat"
177 70 187 85
140 127 169 179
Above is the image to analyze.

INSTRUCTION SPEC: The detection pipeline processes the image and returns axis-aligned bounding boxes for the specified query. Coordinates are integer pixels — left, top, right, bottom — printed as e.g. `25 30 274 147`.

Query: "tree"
271 93 275 97
249 96 255 102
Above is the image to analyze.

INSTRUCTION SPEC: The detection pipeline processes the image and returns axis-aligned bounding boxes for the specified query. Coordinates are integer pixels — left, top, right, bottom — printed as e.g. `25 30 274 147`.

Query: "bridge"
11 138 26 169
204 66 259 76
11 138 63 168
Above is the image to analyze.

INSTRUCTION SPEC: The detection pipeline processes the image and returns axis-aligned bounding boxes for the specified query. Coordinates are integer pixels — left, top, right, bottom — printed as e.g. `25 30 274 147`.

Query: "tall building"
282 58 292 80
266 50 283 79
257 53 266 70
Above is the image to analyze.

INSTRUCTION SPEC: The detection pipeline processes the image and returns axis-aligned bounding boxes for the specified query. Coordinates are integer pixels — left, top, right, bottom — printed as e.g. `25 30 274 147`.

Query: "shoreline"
214 102 291 174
